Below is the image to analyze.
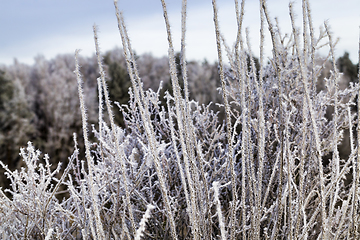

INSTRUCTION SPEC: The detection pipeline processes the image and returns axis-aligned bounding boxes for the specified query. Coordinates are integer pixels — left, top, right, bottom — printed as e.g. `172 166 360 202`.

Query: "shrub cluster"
1 0 360 239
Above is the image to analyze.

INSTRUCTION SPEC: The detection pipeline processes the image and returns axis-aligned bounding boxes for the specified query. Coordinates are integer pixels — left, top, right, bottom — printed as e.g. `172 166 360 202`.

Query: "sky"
1 0 360 66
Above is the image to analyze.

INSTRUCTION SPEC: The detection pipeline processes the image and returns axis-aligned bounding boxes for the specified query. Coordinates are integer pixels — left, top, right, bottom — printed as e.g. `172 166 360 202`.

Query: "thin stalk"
159 0 201 239
234 1 248 239
305 0 317 94
324 22 340 218
258 2 267 236
261 1 285 238
294 64 310 239
113 2 178 239
246 27 264 240
179 1 208 233
93 26 136 237
295 1 312 237
212 0 236 239
74 50 105 240
213 182 227 240
289 3 327 238
166 96 193 236
285 107 294 240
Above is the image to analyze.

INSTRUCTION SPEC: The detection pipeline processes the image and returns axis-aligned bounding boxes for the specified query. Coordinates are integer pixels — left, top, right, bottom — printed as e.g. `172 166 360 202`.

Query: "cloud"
1 0 359 65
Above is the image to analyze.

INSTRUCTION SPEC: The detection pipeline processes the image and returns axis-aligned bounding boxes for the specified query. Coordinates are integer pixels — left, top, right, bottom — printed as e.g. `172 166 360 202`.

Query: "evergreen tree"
160 52 184 100
0 70 34 188
103 55 131 127
337 52 358 82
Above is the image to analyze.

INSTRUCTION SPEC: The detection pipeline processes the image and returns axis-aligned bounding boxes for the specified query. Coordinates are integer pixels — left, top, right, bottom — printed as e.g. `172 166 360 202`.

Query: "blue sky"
1 0 360 65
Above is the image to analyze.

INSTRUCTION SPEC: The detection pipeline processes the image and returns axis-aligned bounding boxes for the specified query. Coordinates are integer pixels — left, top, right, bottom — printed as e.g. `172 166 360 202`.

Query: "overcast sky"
1 0 360 66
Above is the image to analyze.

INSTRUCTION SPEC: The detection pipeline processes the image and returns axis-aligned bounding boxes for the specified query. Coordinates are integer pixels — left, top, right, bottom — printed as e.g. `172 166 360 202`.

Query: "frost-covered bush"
1 0 360 239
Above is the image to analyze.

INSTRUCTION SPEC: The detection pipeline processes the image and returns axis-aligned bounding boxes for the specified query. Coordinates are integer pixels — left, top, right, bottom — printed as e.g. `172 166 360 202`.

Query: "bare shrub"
1 0 359 239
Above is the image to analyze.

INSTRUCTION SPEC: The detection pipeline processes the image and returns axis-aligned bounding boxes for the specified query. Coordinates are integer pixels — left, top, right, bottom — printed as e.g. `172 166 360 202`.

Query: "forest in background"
0 48 225 189
0 47 358 190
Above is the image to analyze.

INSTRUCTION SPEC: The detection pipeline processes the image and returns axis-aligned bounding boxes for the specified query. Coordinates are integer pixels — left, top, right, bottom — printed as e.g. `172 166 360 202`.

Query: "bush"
1 0 360 239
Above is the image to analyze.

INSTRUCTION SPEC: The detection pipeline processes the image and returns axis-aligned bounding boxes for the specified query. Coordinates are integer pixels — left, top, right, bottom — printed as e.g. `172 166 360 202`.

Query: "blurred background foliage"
0 48 358 189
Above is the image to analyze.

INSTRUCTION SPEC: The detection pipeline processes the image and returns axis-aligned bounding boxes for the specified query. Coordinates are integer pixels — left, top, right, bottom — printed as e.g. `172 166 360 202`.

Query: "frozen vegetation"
0 0 360 239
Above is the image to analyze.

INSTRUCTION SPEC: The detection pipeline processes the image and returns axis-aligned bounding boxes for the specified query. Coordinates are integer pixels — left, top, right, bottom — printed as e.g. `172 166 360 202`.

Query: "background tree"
103 54 131 127
0 69 34 188
337 52 358 83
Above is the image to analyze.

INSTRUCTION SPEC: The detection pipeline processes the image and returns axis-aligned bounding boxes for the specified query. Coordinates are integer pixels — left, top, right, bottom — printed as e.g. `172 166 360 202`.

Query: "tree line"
0 49 358 189
0 48 225 189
